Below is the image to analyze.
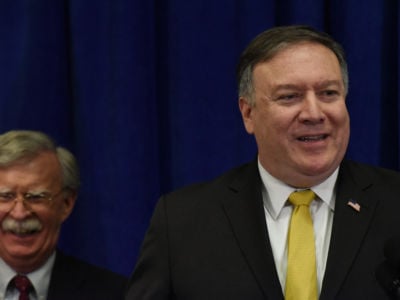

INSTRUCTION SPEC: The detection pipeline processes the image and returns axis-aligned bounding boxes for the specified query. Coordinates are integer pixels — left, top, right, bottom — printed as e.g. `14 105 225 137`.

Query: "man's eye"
320 90 340 97
0 193 14 201
25 194 47 202
276 93 301 103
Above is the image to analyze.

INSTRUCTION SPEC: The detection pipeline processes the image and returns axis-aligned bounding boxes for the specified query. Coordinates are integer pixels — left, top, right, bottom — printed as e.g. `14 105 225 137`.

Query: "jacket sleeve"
125 196 172 299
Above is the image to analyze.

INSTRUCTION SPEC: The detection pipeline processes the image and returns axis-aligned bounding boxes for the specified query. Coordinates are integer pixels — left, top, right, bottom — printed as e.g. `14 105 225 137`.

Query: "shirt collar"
258 159 338 220
0 258 15 298
0 252 56 299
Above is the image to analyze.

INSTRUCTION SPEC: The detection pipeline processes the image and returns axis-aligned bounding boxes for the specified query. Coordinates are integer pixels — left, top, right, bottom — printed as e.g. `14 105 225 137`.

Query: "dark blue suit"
47 251 127 299
126 160 400 299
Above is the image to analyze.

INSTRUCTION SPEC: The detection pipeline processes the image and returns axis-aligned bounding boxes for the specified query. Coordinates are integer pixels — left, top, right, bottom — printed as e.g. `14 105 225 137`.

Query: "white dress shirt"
0 252 55 300
258 160 338 294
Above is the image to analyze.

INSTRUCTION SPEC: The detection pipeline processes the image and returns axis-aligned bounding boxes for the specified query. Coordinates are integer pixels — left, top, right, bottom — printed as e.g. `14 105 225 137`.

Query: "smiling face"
0 151 76 273
240 42 350 188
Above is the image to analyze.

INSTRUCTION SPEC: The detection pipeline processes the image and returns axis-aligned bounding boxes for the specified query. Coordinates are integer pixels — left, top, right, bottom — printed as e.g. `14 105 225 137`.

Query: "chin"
3 235 43 254
302 161 337 179
4 244 38 256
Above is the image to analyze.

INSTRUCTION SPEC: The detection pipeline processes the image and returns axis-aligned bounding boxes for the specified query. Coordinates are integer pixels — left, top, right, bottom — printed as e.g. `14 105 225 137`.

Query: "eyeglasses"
0 189 65 212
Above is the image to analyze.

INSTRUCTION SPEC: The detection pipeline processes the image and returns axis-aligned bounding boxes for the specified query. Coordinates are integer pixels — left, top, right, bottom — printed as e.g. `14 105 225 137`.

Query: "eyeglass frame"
0 188 66 211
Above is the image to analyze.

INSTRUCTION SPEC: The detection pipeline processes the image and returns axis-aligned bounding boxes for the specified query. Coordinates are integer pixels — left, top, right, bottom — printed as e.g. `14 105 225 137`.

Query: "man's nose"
298 93 325 123
8 198 32 219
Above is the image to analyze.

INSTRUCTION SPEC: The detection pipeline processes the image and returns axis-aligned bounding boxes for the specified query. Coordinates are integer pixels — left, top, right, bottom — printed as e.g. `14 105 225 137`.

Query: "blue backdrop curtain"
0 0 399 276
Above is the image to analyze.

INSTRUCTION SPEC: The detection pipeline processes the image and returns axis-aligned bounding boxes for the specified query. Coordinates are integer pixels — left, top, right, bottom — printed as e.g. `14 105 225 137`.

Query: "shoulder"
340 160 400 185
164 160 258 200
54 251 127 283
49 251 127 299
149 160 260 223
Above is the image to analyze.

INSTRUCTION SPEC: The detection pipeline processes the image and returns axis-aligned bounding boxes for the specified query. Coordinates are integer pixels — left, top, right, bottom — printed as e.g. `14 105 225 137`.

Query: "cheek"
332 103 349 121
254 107 276 129
36 209 64 231
334 109 350 135
35 214 63 247
0 211 7 222
260 114 292 138
251 105 296 149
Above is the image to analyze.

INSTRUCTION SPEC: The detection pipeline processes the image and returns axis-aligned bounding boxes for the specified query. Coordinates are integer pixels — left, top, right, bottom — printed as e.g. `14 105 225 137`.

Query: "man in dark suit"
0 130 126 299
125 25 400 299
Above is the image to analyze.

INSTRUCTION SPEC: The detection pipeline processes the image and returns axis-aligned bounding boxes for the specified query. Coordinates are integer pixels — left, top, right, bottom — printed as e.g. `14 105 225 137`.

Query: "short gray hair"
0 130 80 191
236 25 348 105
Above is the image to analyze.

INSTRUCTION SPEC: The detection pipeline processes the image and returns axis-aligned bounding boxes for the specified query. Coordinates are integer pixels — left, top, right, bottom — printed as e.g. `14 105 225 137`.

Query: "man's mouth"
297 134 328 142
11 228 40 236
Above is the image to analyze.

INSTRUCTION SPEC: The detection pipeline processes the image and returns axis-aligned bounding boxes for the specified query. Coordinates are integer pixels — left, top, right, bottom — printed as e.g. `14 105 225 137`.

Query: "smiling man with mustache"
0 130 126 299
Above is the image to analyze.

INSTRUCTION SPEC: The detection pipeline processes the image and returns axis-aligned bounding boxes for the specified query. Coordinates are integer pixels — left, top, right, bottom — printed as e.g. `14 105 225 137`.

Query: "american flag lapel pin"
347 198 361 212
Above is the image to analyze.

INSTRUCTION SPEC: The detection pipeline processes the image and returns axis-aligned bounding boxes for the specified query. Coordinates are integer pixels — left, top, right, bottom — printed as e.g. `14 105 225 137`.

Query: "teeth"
299 135 325 141
18 229 38 235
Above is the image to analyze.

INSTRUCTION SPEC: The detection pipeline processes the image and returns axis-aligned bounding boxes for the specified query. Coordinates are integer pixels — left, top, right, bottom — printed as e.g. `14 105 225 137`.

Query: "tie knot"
288 189 315 207
12 275 32 293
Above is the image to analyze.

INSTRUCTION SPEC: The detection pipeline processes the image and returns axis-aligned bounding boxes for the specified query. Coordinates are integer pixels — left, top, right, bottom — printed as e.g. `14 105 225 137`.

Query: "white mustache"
2 217 42 234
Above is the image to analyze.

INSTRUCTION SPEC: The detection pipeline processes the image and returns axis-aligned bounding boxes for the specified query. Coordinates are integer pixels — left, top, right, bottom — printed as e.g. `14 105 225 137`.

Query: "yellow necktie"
285 189 318 300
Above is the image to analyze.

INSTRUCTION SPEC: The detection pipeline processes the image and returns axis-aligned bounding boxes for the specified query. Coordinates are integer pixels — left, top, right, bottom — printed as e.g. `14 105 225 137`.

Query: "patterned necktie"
12 275 32 300
285 189 318 300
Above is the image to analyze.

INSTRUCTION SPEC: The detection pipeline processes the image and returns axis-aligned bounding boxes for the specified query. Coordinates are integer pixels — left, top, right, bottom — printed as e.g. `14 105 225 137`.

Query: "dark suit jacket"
47 251 127 299
126 160 400 299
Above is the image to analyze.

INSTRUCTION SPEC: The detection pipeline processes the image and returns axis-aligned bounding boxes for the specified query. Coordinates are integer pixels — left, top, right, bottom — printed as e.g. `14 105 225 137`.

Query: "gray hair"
0 130 80 191
236 25 349 105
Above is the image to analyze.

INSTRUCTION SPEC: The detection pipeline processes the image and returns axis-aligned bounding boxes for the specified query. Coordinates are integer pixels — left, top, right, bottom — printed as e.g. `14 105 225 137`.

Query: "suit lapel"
320 161 379 299
47 251 83 299
221 161 284 300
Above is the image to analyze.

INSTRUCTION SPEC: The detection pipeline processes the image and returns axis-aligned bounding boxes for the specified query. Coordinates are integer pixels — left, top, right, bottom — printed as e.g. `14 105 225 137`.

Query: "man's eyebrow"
270 84 302 92
25 189 50 194
315 80 342 88
0 188 12 193
271 80 343 91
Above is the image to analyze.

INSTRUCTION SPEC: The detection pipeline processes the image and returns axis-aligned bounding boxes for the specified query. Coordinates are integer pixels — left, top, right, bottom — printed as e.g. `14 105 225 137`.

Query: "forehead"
264 41 338 62
253 42 343 89
0 152 62 187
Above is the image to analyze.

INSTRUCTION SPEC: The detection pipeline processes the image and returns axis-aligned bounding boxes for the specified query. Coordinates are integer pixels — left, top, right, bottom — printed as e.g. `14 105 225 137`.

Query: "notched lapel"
221 161 284 300
320 162 379 299
46 252 84 300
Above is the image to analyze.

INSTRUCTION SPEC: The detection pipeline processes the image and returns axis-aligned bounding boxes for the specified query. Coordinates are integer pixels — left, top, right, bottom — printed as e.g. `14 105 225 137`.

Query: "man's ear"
59 191 77 223
239 97 255 134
